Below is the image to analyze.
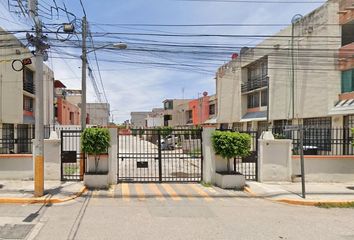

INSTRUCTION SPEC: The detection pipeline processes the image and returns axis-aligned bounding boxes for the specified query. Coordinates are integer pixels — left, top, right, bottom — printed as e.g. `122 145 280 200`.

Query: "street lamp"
81 17 127 130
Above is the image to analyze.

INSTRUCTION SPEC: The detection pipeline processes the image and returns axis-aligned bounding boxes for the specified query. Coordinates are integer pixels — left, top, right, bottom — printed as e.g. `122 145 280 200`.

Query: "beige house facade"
0 28 54 153
216 0 342 131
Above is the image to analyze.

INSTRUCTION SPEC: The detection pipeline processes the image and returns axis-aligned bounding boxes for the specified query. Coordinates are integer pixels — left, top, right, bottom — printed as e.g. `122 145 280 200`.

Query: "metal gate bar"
60 130 84 181
117 128 203 183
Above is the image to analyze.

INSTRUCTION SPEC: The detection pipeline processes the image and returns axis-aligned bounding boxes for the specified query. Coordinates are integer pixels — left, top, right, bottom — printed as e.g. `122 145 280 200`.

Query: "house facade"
87 103 110 126
216 0 342 131
0 28 54 153
146 108 164 127
189 93 217 125
162 99 192 127
54 80 81 125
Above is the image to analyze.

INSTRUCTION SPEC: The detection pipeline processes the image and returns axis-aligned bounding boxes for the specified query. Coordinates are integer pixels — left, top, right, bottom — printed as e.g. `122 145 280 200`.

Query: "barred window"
303 117 331 151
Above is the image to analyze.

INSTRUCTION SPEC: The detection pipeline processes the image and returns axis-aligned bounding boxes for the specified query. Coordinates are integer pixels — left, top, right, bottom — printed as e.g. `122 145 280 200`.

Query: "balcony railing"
23 81 35 94
241 76 268 93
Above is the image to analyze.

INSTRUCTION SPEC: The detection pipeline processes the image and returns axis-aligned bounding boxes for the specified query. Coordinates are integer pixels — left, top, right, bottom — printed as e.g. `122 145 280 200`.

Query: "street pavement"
0 183 354 240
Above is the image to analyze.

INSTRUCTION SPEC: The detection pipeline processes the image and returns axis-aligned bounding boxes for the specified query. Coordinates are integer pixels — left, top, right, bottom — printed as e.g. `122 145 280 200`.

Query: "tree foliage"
211 131 251 173
81 128 110 155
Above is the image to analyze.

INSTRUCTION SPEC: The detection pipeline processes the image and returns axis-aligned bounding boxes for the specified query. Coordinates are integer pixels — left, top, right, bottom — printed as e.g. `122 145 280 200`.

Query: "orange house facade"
56 97 81 125
188 93 217 125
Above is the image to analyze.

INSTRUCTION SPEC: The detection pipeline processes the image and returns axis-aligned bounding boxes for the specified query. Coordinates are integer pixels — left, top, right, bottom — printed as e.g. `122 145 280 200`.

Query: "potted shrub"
212 130 251 189
82 127 110 188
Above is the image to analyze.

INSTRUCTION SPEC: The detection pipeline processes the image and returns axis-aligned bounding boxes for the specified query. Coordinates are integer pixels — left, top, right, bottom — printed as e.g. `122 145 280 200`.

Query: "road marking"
174 184 195 201
148 184 165 201
160 184 181 201
121 183 130 201
190 184 213 202
135 184 145 201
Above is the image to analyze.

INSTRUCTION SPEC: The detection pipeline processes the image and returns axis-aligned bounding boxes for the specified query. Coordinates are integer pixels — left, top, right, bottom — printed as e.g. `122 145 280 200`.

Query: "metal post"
157 130 162 182
30 0 44 197
299 126 306 198
291 22 295 120
81 16 87 130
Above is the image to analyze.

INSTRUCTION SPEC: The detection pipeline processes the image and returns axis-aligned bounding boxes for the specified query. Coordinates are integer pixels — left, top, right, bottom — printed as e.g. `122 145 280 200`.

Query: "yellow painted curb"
244 186 354 206
0 187 87 205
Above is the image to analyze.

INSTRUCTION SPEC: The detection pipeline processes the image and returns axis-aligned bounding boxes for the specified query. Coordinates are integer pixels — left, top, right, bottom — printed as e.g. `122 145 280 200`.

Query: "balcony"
241 76 268 93
23 81 35 94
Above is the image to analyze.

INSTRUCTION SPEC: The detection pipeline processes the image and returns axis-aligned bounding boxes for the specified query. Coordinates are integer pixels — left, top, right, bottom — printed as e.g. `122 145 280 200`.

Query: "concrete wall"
258 139 292 182
131 112 149 128
87 103 110 126
0 154 33 180
292 156 354 182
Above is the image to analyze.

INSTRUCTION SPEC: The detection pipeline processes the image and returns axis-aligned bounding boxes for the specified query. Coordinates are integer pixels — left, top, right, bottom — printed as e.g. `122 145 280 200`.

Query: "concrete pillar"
108 128 118 184
258 139 292 182
44 138 61 180
202 126 216 184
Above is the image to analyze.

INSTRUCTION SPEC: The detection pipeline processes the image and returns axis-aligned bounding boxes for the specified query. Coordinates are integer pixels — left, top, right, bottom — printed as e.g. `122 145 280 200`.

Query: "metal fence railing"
0 125 81 154
271 127 354 156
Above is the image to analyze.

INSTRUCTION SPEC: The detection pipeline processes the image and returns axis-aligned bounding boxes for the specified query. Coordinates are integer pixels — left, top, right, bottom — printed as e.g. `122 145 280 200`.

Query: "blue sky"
0 0 325 123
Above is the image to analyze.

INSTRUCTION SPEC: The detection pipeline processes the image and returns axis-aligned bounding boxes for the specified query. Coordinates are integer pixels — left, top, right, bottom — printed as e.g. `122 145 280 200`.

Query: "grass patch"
200 181 213 188
316 202 354 209
64 165 79 175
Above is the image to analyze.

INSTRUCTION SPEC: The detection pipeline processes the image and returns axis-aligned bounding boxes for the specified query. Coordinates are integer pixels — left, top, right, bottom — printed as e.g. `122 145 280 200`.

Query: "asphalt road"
1 184 354 240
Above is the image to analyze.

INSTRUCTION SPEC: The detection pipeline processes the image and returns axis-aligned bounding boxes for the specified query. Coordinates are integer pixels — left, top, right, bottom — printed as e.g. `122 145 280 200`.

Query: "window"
272 120 293 139
23 96 34 112
220 123 229 130
232 122 243 131
23 67 35 94
1 124 14 153
164 101 173 110
341 69 354 93
247 93 259 108
209 104 216 115
342 21 354 46
261 90 268 107
261 62 268 77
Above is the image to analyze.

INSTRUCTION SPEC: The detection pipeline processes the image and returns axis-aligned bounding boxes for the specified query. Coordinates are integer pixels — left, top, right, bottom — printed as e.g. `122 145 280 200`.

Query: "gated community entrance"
117 128 203 183
59 127 259 182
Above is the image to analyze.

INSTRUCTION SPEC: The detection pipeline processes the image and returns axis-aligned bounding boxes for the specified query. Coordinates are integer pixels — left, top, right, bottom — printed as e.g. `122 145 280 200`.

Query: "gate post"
201 126 216 184
157 129 162 182
108 128 118 184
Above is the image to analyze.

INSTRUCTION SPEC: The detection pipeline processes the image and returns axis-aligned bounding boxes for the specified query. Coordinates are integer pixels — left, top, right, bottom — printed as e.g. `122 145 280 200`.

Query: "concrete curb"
243 186 354 206
0 187 87 204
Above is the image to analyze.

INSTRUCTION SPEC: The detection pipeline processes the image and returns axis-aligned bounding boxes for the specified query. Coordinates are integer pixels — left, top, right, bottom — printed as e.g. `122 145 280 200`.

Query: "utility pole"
81 16 87 130
30 0 44 197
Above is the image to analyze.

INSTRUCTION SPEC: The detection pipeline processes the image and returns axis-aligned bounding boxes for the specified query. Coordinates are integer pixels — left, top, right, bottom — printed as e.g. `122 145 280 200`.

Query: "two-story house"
216 0 341 132
0 28 54 153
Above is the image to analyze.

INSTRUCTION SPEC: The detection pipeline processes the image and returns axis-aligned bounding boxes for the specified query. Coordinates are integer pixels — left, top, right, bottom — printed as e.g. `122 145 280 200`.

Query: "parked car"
159 135 179 150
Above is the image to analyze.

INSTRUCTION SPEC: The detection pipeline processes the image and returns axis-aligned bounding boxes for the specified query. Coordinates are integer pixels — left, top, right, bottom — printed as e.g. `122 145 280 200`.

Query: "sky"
0 0 326 123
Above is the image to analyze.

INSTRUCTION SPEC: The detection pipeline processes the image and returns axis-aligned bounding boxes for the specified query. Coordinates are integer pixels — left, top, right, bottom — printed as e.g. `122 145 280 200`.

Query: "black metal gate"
233 131 259 181
60 130 84 181
117 128 203 183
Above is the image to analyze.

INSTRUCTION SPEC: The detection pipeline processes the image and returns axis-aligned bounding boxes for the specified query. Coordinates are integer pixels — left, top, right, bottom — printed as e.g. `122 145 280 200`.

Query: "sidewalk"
245 181 354 205
0 180 86 204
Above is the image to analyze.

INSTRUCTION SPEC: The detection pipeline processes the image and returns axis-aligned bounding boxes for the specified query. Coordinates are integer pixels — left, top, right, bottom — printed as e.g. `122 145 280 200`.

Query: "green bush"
157 126 173 138
211 131 251 173
81 128 110 173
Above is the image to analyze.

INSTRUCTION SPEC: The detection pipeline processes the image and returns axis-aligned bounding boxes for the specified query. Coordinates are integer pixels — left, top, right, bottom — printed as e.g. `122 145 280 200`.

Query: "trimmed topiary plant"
211 130 251 174
81 127 110 173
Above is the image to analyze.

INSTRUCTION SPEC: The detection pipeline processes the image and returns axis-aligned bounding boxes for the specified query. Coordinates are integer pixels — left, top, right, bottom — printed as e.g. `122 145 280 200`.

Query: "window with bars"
23 67 35 94
232 122 243 131
1 124 14 153
23 96 34 112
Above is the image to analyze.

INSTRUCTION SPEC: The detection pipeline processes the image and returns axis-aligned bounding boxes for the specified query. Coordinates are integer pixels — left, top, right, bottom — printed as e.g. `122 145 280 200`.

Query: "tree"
81 128 110 173
211 131 251 173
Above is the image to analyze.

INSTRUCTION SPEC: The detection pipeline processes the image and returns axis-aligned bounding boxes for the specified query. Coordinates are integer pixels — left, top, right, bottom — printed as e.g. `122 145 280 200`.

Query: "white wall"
0 155 33 180
292 156 354 182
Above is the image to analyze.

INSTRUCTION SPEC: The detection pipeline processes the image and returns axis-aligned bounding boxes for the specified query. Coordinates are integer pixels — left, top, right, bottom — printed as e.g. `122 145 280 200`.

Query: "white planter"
86 154 108 173
215 172 245 190
84 173 109 189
